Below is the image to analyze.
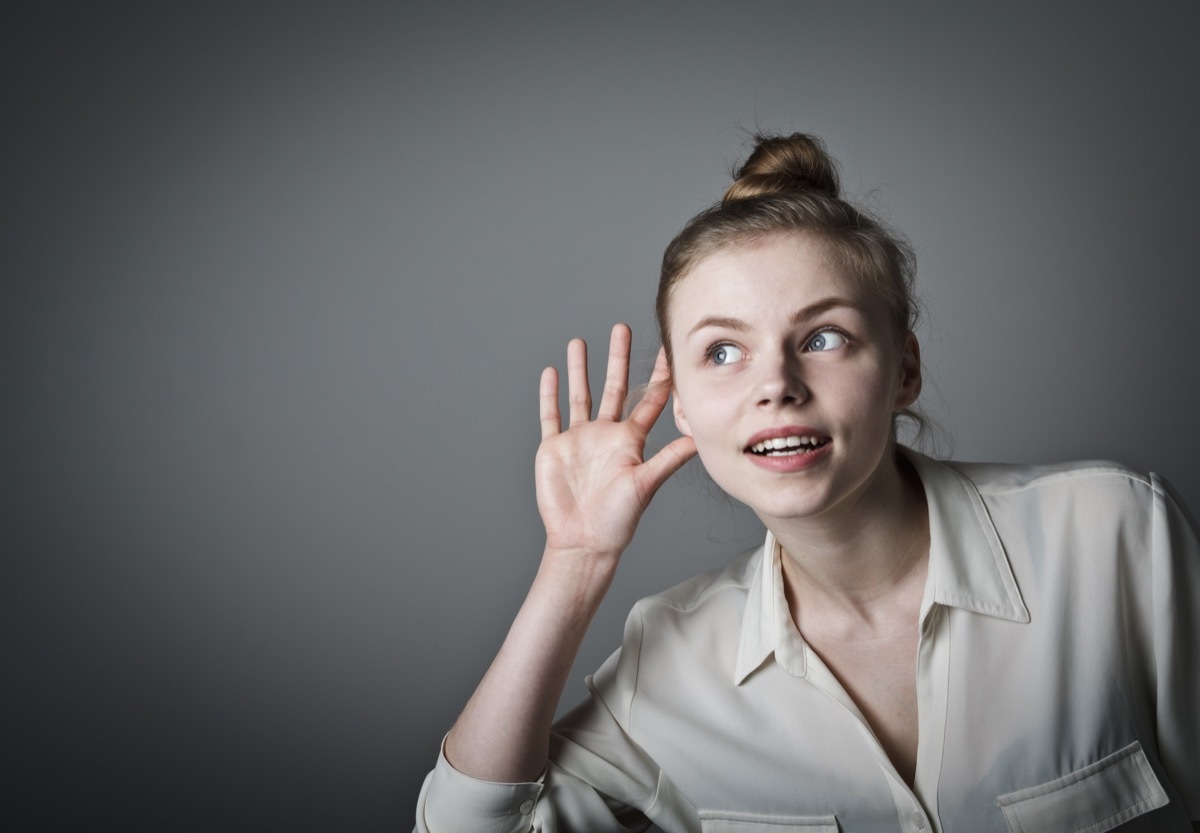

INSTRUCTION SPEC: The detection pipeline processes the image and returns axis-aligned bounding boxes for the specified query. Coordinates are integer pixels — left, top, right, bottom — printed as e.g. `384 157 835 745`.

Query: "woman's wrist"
534 544 621 617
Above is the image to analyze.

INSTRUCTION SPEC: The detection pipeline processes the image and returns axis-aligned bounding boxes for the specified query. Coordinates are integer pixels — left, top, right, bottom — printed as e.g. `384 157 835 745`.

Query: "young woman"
414 134 1200 832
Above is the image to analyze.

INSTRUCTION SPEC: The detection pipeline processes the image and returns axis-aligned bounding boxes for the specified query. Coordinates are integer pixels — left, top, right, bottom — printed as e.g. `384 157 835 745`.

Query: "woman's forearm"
443 546 618 783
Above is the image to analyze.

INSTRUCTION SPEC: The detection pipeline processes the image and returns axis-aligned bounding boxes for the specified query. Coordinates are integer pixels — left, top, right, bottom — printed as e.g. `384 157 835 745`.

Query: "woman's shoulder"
941 456 1156 497
631 544 762 618
609 543 764 667
586 545 764 710
931 456 1189 541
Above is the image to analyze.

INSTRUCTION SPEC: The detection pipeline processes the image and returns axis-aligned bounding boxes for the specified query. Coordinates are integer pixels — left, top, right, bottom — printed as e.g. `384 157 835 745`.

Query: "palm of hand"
535 325 696 561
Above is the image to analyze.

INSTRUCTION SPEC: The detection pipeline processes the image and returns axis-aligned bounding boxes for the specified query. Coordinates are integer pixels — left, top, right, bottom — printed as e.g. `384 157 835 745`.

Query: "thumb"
636 435 698 497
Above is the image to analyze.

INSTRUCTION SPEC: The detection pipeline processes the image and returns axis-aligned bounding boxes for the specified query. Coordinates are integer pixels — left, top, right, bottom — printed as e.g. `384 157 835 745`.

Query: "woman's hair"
656 132 926 436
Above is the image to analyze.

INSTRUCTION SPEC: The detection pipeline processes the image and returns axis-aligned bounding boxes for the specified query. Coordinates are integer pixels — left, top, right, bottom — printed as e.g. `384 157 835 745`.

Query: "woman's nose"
755 352 808 408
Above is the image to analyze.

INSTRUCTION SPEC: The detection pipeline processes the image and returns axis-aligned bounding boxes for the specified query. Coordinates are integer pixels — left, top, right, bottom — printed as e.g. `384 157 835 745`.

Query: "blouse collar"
733 448 1030 685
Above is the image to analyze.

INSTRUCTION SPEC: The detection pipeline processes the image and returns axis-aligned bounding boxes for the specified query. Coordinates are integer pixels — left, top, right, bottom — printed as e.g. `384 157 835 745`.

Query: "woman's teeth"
749 436 828 455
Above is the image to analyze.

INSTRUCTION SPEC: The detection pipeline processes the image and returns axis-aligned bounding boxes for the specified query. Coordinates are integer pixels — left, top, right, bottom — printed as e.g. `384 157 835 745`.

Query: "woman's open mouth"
746 435 831 457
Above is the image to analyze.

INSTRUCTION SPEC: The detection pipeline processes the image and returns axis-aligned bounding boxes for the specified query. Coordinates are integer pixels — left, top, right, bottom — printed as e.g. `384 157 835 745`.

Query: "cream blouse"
415 451 1200 832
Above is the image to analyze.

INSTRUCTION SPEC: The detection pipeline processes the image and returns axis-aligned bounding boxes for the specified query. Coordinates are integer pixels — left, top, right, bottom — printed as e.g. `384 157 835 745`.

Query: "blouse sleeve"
1151 473 1200 819
413 736 545 833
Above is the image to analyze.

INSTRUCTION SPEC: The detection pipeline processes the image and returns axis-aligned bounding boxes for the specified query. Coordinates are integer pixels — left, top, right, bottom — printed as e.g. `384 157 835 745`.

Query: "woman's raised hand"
442 325 695 783
536 324 697 565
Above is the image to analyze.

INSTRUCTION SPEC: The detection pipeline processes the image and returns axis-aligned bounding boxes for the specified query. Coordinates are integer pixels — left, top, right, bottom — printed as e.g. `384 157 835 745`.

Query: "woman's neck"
767 451 930 631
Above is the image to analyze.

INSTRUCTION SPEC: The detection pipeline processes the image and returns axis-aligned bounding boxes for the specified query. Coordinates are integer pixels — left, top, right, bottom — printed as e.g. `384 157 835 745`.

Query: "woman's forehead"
669 236 871 323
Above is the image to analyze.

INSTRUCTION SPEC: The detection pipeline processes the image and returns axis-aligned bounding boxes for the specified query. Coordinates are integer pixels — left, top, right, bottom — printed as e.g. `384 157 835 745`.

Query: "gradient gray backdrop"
4 2 1199 830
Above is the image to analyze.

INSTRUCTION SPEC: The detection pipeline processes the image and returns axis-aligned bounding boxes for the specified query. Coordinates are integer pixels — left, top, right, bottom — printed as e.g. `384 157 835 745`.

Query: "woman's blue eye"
806 330 847 352
709 344 744 365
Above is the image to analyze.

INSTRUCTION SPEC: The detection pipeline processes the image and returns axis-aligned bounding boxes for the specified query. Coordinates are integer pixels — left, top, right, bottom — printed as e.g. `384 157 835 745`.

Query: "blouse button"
519 799 535 815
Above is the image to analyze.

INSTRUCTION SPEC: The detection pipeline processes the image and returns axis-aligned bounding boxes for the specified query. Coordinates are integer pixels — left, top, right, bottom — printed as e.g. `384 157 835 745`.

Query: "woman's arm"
443 324 696 783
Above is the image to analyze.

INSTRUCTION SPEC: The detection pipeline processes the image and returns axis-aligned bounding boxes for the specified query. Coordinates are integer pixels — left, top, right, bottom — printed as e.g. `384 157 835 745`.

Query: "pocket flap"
699 809 838 833
996 741 1168 833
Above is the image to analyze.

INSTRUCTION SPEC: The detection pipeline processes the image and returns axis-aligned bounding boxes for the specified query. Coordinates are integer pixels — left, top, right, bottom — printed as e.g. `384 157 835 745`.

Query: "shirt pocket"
699 809 839 833
995 741 1168 833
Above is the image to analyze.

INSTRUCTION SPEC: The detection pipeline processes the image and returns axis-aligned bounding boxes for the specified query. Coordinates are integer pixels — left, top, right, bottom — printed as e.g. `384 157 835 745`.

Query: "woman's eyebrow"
789 297 858 325
687 314 749 336
687 297 858 337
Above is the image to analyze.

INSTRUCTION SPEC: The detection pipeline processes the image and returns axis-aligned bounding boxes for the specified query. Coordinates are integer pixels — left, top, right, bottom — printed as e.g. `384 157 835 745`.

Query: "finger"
636 435 698 497
627 346 673 434
539 366 561 440
595 323 631 421
566 338 592 425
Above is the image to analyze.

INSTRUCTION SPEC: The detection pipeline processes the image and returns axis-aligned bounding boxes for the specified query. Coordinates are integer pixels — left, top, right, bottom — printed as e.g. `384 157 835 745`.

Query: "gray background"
4 2 1198 830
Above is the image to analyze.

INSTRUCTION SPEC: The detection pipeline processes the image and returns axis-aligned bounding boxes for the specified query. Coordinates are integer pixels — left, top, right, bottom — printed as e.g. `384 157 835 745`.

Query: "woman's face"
667 233 921 526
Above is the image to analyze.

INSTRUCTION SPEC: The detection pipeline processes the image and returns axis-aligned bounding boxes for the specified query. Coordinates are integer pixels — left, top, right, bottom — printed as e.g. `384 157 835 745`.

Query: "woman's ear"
895 331 923 409
673 395 693 437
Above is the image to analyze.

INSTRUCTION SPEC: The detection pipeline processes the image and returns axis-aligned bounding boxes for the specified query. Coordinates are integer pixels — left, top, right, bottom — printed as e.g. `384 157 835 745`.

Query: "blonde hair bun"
723 132 841 203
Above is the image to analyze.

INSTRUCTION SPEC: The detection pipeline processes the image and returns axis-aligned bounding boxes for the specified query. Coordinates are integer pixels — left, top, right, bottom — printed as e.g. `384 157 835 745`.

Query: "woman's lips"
743 427 832 472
